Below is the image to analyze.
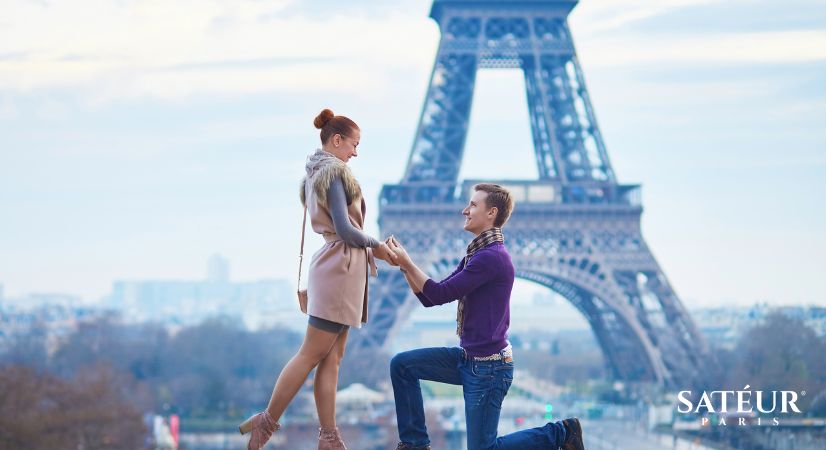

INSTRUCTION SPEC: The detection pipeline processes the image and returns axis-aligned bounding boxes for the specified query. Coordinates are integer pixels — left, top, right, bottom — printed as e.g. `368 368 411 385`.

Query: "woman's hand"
374 242 399 266
386 236 412 269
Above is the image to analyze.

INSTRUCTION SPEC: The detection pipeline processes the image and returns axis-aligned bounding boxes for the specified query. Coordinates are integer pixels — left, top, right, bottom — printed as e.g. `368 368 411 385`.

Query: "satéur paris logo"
676 385 804 426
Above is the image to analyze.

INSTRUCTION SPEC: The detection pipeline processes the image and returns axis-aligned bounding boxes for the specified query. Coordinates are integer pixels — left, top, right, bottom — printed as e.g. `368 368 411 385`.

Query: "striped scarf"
456 227 504 336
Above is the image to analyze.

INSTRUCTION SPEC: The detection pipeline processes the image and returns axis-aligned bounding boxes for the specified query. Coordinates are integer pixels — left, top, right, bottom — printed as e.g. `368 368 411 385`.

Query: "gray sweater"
327 177 380 248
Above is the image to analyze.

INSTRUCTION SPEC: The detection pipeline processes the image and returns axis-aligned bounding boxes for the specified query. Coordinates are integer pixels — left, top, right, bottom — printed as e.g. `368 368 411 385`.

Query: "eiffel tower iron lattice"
347 0 709 388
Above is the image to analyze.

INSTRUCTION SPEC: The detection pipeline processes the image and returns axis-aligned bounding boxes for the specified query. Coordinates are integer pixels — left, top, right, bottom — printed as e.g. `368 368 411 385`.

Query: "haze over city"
2 0 824 308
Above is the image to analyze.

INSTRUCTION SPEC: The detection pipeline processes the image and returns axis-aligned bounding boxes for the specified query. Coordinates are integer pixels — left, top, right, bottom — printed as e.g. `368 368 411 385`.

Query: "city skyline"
1 0 824 307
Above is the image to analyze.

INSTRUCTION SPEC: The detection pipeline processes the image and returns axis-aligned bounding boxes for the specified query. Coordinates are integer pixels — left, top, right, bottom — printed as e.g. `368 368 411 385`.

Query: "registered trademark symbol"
802 391 806 396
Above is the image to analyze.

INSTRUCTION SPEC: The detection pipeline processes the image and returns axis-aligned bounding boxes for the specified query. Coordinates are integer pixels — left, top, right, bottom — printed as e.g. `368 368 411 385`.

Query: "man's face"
462 190 496 235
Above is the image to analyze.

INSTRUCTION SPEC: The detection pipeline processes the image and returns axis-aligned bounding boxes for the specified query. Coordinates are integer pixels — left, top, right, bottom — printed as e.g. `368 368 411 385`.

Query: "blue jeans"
390 347 567 450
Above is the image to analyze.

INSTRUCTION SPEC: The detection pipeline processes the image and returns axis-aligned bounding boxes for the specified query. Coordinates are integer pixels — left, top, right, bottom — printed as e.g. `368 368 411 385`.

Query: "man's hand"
384 235 428 293
373 242 399 266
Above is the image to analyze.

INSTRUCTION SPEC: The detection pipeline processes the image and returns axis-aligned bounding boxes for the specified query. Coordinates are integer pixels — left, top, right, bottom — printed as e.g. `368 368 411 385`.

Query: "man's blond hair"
473 183 515 228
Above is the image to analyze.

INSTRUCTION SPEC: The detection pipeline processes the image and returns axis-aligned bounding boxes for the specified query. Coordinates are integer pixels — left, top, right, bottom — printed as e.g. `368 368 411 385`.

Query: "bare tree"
0 364 146 450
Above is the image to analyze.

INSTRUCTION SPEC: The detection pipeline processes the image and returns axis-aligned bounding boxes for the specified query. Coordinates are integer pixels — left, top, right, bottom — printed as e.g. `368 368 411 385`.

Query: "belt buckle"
473 352 503 362
470 345 514 362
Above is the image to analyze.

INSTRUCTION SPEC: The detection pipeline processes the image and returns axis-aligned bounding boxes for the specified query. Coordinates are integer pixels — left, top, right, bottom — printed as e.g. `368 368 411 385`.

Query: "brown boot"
396 443 430 450
561 417 585 450
318 426 347 450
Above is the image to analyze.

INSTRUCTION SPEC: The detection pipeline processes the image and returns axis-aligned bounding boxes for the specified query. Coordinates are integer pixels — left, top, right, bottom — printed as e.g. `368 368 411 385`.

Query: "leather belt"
471 345 513 363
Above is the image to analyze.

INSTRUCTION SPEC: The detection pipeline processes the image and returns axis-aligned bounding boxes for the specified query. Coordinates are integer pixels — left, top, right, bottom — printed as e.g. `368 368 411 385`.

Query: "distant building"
393 290 592 352
394 319 456 353
394 295 826 355
0 303 106 353
691 304 826 349
104 257 303 332
2 292 83 308
207 254 230 284
775 305 826 336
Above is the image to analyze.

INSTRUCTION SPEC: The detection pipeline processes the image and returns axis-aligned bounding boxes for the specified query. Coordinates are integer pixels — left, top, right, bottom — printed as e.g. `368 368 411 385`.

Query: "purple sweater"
414 241 514 357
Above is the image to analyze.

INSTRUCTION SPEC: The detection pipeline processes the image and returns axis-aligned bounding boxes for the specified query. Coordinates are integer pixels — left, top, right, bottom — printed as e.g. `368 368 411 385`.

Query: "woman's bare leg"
265 325 341 421
313 328 349 429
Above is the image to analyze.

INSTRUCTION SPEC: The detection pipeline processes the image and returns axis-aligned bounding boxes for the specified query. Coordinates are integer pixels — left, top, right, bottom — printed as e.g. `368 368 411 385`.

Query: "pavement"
583 419 718 450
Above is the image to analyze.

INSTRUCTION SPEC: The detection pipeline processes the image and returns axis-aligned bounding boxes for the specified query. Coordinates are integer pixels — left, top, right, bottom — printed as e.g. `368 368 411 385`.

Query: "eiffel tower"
349 0 708 388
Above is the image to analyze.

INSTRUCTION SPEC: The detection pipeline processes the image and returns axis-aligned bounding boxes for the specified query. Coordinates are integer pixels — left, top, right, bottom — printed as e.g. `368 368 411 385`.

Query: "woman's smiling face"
327 129 360 163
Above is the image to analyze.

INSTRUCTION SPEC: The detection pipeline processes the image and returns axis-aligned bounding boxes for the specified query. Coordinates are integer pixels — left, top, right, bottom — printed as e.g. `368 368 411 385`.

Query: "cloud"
568 0 826 66
570 0 725 34
84 62 387 104
2 0 823 104
575 30 826 67
0 96 18 119
0 51 27 61
0 0 437 100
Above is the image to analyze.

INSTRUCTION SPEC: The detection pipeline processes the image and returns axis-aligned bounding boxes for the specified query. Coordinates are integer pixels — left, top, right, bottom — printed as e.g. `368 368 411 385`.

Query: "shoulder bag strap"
297 204 308 293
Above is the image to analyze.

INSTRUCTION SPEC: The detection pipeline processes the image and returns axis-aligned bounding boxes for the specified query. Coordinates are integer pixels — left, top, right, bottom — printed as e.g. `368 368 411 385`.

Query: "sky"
1 0 824 308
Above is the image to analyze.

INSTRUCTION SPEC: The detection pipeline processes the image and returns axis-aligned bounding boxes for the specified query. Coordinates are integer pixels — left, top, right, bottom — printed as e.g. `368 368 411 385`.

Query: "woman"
239 109 397 450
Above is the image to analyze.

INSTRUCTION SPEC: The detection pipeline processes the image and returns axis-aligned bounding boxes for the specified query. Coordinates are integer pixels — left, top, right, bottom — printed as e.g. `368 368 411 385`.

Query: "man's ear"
488 206 498 222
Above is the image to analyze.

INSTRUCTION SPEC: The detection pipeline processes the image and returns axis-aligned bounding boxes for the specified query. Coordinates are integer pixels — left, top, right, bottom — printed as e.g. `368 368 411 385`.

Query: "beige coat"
300 150 377 328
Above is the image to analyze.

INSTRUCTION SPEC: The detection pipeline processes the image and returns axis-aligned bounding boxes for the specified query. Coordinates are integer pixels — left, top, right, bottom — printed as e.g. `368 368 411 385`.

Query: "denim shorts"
308 315 349 334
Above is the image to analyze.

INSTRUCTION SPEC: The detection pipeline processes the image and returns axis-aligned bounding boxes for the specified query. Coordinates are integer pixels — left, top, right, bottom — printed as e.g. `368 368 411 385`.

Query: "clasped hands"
372 235 412 269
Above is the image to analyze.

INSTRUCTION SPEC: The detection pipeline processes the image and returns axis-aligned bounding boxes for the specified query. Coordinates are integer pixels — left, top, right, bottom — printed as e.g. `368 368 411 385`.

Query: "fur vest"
300 149 362 208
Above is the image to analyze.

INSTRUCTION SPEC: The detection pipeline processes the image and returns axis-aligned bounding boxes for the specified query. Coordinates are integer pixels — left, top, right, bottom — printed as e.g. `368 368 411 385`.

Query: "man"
386 183 585 450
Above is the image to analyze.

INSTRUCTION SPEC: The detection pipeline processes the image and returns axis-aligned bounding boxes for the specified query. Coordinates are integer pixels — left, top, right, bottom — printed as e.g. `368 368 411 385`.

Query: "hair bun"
313 109 335 129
